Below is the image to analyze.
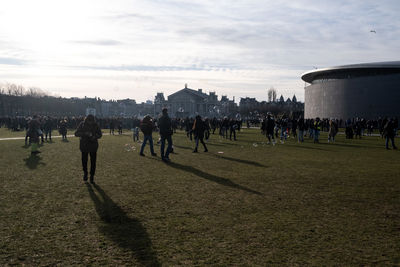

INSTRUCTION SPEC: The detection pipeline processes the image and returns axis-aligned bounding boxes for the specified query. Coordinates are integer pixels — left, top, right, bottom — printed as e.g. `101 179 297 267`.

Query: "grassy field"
0 127 399 266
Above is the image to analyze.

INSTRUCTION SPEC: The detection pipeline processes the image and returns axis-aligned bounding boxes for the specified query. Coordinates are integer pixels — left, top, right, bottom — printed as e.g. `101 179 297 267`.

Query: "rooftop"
301 61 400 83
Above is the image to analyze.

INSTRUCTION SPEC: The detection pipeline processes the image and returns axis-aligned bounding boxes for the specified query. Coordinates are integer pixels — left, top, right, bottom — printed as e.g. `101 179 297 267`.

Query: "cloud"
0 57 27 65
71 39 122 46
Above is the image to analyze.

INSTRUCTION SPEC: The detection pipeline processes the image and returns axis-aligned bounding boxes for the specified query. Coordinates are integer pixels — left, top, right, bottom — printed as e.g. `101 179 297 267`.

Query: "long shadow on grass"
23 155 46 169
207 142 239 147
210 154 266 167
285 143 330 151
320 142 382 149
87 184 160 266
167 161 262 195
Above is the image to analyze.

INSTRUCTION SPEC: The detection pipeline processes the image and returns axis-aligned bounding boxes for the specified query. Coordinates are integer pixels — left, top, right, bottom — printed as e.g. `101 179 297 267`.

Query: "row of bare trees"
0 83 49 98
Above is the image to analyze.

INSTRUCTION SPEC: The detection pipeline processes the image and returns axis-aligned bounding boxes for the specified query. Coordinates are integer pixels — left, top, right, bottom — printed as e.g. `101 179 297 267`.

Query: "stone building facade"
154 84 237 118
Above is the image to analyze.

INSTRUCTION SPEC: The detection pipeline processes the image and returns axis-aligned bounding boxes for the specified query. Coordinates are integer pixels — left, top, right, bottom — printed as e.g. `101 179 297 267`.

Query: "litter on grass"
218 151 224 154
253 143 258 147
124 144 136 152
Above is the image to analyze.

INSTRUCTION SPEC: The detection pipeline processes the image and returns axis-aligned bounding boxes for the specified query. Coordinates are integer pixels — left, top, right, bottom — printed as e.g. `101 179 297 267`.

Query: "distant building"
86 108 96 116
154 84 237 118
239 94 303 117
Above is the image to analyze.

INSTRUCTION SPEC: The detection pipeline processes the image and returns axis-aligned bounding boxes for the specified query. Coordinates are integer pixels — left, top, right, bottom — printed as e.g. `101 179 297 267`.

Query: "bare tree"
272 88 277 102
6 83 14 95
12 85 25 96
26 87 47 97
0 83 5 95
267 88 273 102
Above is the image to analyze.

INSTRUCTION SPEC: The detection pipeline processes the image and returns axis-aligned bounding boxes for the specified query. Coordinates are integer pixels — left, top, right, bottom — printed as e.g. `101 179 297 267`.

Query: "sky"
0 0 399 103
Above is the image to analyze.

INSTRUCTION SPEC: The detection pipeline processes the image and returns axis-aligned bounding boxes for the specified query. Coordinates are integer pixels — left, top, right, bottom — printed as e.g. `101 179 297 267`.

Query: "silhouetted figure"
192 115 208 153
43 116 53 141
59 118 68 140
27 115 41 155
109 120 115 135
383 118 397 150
75 115 102 183
297 116 305 143
158 108 173 162
328 119 338 143
314 117 321 143
139 115 157 156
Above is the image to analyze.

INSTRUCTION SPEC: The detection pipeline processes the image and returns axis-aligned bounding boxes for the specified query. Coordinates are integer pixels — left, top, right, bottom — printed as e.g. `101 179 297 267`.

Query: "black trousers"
82 151 97 176
230 129 236 140
195 135 207 151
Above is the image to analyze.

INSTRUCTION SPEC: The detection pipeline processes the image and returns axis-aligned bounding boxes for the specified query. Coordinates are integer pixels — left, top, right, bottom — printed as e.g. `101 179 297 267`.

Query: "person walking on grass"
266 113 276 145
43 116 53 142
27 115 41 155
192 115 208 153
297 116 305 143
383 118 397 150
229 118 237 141
75 114 102 183
328 119 338 143
139 115 157 157
280 115 288 144
59 118 68 140
158 108 173 162
314 117 321 143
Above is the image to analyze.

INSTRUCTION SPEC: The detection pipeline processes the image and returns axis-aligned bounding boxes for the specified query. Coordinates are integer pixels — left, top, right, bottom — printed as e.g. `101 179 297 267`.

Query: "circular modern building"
301 61 400 119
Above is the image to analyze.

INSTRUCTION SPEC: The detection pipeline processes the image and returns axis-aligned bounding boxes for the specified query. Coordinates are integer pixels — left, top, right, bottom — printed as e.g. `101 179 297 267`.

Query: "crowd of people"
259 115 398 149
2 111 398 182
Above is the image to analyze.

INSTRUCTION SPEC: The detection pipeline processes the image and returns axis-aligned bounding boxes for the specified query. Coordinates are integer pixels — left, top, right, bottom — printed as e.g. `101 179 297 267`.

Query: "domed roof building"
301 61 400 119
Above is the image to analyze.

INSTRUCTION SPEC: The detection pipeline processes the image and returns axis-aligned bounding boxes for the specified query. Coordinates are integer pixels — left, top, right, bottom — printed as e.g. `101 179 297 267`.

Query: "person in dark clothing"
43 117 53 141
139 115 157 156
59 118 68 140
297 117 305 143
314 117 321 143
265 114 276 145
158 108 173 162
221 117 229 138
118 121 123 135
27 115 41 155
292 118 297 138
211 117 217 134
229 119 237 141
192 115 208 153
75 115 102 183
204 118 210 140
109 120 115 135
39 117 45 144
383 118 397 150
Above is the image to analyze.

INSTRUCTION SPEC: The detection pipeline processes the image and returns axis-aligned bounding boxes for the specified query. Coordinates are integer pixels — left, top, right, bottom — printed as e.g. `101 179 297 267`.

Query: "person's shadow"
167 161 262 195
23 154 46 169
86 184 160 266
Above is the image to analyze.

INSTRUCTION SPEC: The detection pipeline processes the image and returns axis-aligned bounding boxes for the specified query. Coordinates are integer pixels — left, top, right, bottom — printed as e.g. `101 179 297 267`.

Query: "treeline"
0 83 96 116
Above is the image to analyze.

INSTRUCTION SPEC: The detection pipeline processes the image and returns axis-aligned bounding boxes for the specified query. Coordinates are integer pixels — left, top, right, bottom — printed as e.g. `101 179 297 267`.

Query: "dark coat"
75 121 102 152
193 118 206 137
266 117 275 133
158 114 172 137
140 117 154 136
384 120 395 138
297 118 305 131
27 119 41 143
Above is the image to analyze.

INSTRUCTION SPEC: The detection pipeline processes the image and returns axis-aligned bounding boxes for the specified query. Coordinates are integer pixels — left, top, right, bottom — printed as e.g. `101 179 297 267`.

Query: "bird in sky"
370 30 376 33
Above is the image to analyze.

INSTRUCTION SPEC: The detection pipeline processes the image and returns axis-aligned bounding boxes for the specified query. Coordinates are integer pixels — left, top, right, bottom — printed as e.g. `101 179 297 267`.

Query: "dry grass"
0 128 399 266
